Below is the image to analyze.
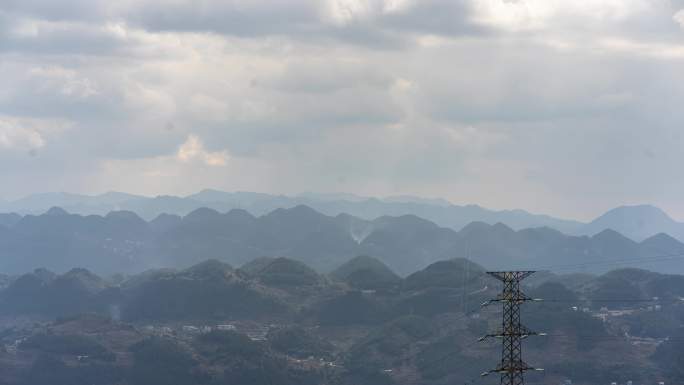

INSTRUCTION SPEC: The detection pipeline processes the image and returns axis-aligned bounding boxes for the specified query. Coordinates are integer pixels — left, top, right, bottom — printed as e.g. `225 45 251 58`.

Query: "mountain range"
2 190 683 243
0 190 581 231
2 256 683 385
1 205 684 276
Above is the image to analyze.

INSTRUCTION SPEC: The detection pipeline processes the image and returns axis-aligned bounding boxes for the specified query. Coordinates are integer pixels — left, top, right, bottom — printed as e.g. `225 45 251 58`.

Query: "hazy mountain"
383 195 452 206
287 191 368 202
148 213 182 233
402 258 485 291
641 233 684 255
2 258 679 385
239 257 277 275
120 260 286 321
0 267 110 316
0 191 145 214
2 205 684 276
0 213 21 228
330 255 401 290
1 189 583 233
583 268 684 312
182 258 233 277
578 205 684 241
0 273 12 289
244 257 325 288
0 208 153 274
7 191 684 245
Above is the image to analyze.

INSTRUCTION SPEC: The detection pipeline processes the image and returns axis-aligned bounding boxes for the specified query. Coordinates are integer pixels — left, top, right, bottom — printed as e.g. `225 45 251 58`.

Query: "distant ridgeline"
0 190 584 233
1 205 684 276
5 191 684 241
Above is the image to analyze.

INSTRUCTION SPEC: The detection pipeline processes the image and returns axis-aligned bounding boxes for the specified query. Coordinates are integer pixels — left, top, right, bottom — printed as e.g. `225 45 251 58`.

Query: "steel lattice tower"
480 271 544 385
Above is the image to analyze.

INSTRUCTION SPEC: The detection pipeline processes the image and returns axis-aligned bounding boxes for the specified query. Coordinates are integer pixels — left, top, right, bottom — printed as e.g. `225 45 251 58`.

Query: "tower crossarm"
487 271 536 282
483 292 538 304
478 325 543 341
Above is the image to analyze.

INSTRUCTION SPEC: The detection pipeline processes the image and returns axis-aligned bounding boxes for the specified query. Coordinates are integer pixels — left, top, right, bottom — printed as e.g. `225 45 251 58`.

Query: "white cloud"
674 9 684 29
324 0 373 25
471 0 663 32
322 0 414 25
177 135 229 166
597 37 684 59
0 115 70 151
382 0 413 14
0 123 44 151
28 66 99 98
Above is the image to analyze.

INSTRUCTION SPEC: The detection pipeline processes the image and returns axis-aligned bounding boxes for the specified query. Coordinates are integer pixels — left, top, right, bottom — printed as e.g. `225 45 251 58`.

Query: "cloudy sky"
1 0 684 220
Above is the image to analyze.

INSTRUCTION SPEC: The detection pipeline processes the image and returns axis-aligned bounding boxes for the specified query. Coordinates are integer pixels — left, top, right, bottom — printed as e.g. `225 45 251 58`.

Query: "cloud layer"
1 0 684 220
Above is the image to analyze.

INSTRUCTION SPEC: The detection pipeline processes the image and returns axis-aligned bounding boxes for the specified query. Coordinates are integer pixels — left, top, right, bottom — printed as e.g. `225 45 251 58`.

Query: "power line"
543 333 684 340
542 299 657 302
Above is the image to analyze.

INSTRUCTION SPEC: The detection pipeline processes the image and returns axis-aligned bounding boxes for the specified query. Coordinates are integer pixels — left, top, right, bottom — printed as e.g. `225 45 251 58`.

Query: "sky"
1 0 684 221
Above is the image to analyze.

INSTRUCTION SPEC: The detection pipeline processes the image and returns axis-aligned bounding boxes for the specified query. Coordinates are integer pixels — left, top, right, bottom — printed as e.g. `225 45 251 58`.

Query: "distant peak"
184 259 233 275
224 208 255 220
382 195 452 206
639 232 684 255
44 206 68 216
617 204 661 210
459 221 492 233
184 207 221 220
643 232 676 241
593 228 621 236
187 188 226 198
152 213 181 221
267 205 323 218
591 228 634 242
291 204 319 213
105 210 143 221
64 267 96 277
602 204 670 218
33 268 57 282
99 191 132 197
347 255 377 263
373 213 436 228
491 222 515 233
298 191 367 202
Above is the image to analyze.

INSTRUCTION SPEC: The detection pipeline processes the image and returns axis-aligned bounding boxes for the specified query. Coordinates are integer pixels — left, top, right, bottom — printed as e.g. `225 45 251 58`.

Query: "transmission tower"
479 271 544 385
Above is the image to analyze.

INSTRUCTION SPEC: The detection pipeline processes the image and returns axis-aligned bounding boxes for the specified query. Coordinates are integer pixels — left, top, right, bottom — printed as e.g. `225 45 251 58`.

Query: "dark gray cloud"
123 1 319 36
0 21 128 56
120 0 487 47
0 0 488 51
0 0 108 21
378 0 487 36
